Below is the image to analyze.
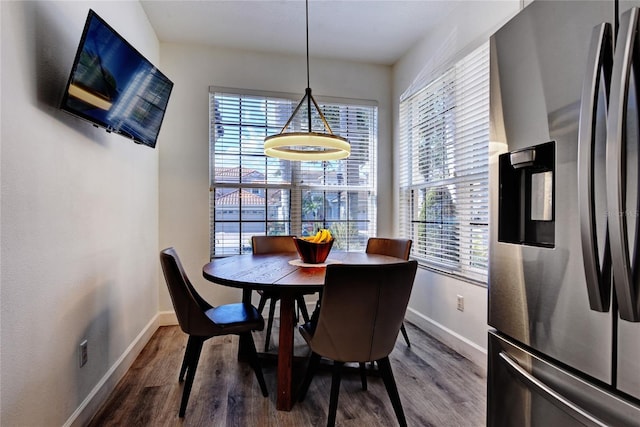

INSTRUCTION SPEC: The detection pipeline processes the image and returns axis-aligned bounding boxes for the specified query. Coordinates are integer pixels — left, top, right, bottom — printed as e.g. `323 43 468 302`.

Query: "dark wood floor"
88 320 486 426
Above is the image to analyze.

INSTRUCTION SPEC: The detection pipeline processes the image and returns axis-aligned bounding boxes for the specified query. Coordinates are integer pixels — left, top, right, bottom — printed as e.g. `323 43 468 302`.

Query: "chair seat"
251 235 315 352
297 261 418 427
365 238 413 348
256 280 313 352
160 247 268 417
206 303 264 331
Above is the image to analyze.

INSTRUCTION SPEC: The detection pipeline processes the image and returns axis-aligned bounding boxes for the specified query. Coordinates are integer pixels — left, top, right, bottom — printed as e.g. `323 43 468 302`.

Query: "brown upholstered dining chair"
298 261 418 427
366 237 413 347
160 247 268 417
251 235 311 351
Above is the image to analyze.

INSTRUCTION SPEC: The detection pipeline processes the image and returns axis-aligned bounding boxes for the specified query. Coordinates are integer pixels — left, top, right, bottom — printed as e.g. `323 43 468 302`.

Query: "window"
209 87 378 257
398 43 489 283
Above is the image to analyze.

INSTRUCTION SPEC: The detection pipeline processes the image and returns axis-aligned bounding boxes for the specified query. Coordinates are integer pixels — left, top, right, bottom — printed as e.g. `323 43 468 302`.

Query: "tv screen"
61 10 173 148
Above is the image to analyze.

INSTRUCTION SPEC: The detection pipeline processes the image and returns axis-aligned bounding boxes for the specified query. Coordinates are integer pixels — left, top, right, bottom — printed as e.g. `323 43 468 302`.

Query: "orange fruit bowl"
293 237 334 264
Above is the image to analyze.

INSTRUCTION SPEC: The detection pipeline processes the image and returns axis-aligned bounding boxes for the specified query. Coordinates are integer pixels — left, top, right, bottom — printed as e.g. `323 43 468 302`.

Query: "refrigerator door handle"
499 352 608 427
578 22 613 312
607 7 640 322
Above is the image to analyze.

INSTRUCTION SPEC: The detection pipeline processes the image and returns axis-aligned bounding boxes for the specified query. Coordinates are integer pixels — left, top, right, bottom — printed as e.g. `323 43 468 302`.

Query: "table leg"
276 293 296 411
237 288 253 362
242 288 252 304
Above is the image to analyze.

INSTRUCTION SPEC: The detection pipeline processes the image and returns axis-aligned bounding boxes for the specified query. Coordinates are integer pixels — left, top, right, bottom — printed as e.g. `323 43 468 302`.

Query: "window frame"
398 43 490 285
209 86 378 258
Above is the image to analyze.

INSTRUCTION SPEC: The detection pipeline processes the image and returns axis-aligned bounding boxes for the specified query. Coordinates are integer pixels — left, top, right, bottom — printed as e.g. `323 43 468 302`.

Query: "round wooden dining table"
202 250 405 411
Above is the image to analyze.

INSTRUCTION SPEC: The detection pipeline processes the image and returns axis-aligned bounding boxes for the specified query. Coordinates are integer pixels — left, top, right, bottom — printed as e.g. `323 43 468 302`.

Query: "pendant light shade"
264 132 351 161
264 0 350 161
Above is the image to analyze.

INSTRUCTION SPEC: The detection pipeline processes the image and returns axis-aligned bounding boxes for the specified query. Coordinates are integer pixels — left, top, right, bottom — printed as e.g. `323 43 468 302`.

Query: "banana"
310 230 322 243
318 229 331 243
302 229 332 243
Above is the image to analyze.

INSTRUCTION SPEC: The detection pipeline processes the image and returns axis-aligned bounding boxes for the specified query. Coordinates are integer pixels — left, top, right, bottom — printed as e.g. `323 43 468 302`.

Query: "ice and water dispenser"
499 141 555 247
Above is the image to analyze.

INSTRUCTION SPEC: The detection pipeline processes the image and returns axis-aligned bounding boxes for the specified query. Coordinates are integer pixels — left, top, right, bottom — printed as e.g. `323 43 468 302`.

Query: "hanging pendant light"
264 0 350 161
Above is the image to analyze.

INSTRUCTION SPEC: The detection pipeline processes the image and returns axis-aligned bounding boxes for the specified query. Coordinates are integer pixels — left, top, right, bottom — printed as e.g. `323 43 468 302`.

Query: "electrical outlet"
456 295 464 312
79 340 88 368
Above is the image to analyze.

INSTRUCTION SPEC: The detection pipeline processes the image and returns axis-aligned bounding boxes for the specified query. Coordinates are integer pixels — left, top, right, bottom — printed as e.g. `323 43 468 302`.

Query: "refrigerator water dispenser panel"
530 171 553 221
499 141 555 247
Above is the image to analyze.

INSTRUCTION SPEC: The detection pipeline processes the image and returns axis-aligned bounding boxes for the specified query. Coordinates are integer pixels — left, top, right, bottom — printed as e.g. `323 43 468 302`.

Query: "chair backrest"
251 235 297 254
365 238 412 260
160 247 214 336
309 261 418 362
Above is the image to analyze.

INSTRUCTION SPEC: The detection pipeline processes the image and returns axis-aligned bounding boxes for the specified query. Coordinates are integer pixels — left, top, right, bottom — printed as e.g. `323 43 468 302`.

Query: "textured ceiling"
140 0 462 65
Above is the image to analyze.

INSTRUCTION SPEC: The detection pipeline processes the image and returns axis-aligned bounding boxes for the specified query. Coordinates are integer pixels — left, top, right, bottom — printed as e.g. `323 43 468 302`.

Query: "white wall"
1 1 162 425
158 43 393 310
157 1 527 367
392 0 522 368
0 1 528 423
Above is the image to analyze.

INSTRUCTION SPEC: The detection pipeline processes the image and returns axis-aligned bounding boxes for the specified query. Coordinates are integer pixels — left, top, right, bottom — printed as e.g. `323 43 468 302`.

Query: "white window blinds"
209 87 377 257
398 43 489 283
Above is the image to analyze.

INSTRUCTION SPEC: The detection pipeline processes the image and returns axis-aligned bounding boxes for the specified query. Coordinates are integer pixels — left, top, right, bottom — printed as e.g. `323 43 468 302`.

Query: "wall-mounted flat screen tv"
60 10 173 148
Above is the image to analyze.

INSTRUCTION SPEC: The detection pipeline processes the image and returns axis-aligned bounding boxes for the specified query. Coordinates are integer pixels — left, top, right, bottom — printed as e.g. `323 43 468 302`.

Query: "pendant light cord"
306 0 310 88
305 0 312 132
263 0 350 160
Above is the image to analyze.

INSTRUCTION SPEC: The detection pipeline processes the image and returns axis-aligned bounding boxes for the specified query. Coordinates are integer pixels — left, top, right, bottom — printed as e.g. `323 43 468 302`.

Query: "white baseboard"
157 310 178 326
405 308 487 376
63 314 164 427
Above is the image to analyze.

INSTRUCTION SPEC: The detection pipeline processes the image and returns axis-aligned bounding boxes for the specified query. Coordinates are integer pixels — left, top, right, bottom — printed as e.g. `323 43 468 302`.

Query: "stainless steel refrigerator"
488 1 640 425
